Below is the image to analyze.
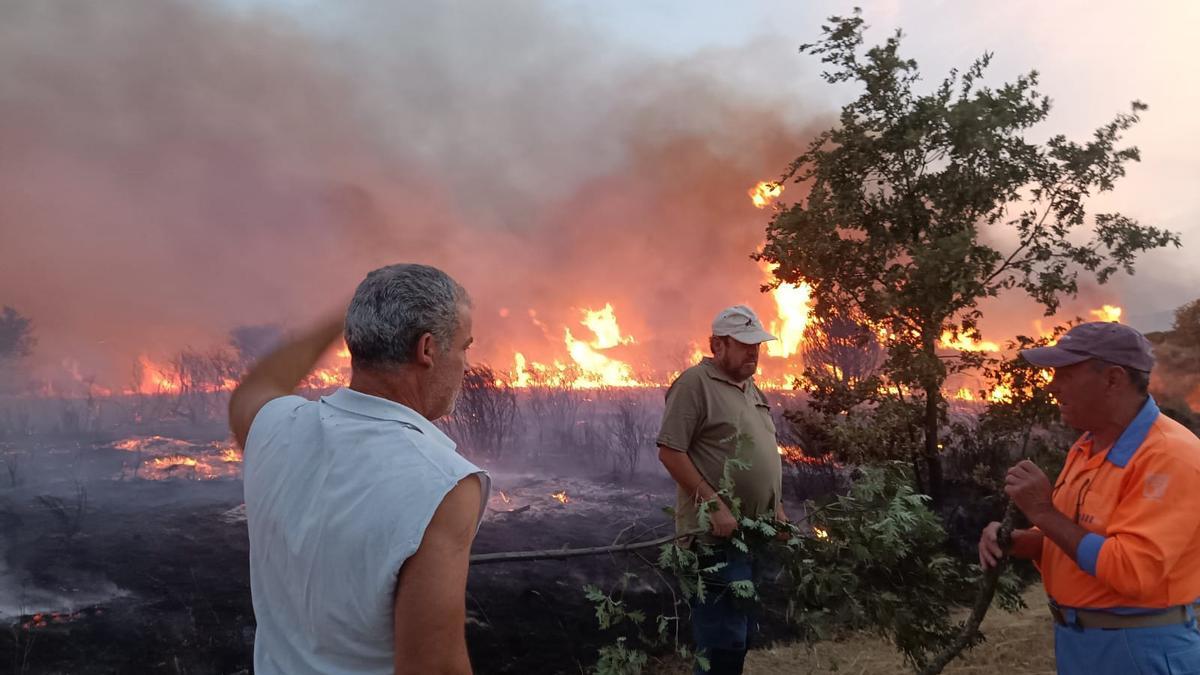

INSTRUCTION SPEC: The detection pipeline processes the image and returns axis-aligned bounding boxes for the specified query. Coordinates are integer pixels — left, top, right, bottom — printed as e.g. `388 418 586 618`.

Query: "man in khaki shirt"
657 304 786 675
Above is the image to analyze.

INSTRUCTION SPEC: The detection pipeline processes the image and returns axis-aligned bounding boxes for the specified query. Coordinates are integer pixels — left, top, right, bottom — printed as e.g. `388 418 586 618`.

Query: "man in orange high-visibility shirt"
978 321 1200 675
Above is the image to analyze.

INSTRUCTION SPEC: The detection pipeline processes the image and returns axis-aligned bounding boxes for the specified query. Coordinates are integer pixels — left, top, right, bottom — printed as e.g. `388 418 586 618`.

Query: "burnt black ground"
0 441 809 675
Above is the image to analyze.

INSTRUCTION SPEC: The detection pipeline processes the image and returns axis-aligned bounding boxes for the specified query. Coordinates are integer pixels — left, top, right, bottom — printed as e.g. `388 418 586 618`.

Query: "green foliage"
594 638 649 675
586 575 647 630
585 463 1023 673
759 9 1179 501
781 464 1023 670
586 565 693 675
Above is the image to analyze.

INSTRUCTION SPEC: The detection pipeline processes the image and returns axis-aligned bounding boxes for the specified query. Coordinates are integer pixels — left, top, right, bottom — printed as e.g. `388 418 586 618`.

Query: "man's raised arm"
228 314 345 449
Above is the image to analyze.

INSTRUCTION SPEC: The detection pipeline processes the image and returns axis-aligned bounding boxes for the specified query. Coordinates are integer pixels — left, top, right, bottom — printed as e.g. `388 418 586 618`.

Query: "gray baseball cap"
711 305 777 345
1020 321 1154 372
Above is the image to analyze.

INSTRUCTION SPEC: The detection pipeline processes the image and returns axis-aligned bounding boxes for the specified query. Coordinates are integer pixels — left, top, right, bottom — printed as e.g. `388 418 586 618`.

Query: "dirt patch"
650 585 1055 674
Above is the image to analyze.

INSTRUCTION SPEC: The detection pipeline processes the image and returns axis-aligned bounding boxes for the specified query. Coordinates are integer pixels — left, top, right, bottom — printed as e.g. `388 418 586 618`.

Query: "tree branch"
471 504 835 566
917 501 1016 675
982 182 1065 288
469 529 706 566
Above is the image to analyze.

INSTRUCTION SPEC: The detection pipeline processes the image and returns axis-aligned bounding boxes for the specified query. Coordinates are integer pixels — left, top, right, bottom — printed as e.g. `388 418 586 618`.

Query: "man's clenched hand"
709 500 738 538
1004 460 1055 524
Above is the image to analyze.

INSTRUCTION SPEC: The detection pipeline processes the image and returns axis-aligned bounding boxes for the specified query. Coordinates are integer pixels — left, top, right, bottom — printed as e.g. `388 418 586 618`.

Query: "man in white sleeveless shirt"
228 264 489 675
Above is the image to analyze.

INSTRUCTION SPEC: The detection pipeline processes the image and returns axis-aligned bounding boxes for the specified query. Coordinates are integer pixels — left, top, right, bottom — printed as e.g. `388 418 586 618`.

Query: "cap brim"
728 329 778 345
1019 345 1091 368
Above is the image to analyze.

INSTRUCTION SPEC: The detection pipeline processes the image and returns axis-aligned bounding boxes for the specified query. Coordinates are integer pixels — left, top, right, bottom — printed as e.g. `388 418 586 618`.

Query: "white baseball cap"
711 305 777 345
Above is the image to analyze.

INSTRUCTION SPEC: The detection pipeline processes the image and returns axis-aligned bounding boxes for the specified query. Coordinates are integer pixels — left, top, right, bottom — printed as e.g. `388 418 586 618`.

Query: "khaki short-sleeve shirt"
656 358 782 540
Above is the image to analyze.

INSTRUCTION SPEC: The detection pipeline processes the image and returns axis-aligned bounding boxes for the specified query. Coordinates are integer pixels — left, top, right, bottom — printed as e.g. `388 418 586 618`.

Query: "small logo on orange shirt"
1143 474 1171 500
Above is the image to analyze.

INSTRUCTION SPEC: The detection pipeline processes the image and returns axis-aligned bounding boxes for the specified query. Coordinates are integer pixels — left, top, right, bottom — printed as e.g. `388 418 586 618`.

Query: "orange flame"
812 526 829 540
1089 305 1123 323
304 344 351 390
551 490 570 504
760 262 814 360
130 355 182 395
113 436 243 480
777 444 839 467
515 304 649 389
114 435 192 453
984 370 1051 405
147 454 199 471
218 445 244 463
499 490 511 504
939 331 1000 353
748 181 783 209
20 609 93 630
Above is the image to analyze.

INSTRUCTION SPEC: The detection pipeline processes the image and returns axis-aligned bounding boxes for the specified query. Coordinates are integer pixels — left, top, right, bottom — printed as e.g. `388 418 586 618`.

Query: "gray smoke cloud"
0 0 825 391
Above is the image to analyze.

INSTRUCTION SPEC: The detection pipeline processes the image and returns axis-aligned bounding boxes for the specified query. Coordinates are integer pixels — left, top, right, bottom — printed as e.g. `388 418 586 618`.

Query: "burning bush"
524 371 585 458
442 365 520 459
603 391 655 477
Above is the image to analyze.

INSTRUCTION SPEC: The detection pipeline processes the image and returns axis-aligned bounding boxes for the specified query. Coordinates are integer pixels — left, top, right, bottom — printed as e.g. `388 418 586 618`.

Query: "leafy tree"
0 306 35 362
760 10 1180 503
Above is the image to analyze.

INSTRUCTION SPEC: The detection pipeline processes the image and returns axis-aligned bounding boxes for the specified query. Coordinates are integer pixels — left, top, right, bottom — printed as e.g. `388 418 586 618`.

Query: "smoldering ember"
4 2 1200 675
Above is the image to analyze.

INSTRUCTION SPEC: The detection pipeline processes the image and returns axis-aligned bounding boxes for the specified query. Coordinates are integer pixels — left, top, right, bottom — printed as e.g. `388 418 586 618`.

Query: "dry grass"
653 584 1055 674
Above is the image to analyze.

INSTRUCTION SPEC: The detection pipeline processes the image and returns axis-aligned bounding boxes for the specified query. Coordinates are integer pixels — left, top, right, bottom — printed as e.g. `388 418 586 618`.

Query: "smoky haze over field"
0 0 1168 397
0 0 830 393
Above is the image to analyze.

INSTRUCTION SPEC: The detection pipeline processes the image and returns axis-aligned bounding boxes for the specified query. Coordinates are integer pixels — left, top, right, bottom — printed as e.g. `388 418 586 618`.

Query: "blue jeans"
1055 613 1200 674
689 547 756 675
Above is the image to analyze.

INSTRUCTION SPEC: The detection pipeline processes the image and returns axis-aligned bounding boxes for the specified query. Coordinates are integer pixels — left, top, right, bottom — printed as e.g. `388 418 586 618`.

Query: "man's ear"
414 333 437 368
1104 365 1126 390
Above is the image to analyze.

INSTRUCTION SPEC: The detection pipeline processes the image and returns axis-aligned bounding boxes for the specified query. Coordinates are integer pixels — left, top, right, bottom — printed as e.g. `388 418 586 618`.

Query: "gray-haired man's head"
345 264 470 369
345 264 473 420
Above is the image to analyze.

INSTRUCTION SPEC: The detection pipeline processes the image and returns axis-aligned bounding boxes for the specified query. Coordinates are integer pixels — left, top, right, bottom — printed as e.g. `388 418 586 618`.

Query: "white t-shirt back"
243 387 489 675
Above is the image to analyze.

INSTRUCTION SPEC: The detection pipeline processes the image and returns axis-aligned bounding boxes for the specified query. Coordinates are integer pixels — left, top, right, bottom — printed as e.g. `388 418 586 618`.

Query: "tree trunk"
921 329 944 507
924 388 943 506
910 449 925 495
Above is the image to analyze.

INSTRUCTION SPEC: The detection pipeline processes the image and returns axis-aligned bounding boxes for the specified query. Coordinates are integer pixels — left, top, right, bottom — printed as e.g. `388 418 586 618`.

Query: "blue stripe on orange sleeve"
1077 533 1106 576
